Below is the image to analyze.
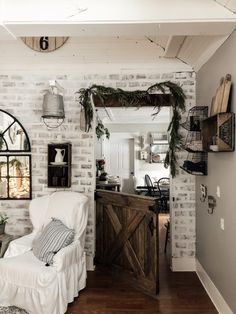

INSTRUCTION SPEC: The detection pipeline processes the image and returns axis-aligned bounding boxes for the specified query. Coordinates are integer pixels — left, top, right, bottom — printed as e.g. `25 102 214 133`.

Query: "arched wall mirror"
0 110 31 199
0 110 30 152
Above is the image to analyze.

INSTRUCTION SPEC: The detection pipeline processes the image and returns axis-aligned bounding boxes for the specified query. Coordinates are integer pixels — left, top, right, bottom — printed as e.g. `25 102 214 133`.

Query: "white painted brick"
0 70 196 263
116 82 127 88
175 226 188 233
175 242 187 249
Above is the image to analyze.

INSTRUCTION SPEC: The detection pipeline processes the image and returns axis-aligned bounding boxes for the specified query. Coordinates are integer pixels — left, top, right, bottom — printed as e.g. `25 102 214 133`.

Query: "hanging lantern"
42 92 65 128
42 80 65 129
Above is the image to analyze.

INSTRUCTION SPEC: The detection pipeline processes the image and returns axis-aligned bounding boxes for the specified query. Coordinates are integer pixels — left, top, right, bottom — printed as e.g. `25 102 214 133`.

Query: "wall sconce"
42 80 65 129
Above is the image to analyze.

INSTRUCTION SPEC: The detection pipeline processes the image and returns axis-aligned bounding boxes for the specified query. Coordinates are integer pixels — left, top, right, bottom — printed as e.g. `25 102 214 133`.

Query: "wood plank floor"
67 214 218 314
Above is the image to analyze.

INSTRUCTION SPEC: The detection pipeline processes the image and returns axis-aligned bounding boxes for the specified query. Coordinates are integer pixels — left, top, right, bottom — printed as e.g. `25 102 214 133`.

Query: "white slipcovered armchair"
0 191 89 314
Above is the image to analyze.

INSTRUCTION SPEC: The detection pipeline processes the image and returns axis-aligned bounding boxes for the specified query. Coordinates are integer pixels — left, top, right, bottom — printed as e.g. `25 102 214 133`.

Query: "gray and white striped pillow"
33 218 75 265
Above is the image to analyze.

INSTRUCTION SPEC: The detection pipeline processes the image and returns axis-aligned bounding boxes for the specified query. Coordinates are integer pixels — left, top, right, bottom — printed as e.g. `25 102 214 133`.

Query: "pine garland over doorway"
77 81 186 177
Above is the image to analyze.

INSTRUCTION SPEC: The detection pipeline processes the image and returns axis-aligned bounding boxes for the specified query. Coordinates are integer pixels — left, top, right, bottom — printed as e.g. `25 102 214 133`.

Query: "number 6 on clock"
21 37 69 53
40 37 49 50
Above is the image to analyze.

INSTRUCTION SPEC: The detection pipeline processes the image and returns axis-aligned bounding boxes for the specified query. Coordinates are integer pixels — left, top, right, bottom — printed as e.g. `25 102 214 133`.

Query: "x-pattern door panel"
96 190 159 295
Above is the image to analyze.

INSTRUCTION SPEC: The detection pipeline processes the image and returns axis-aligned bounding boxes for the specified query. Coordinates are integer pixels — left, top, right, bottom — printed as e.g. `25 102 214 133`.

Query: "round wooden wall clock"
21 37 69 53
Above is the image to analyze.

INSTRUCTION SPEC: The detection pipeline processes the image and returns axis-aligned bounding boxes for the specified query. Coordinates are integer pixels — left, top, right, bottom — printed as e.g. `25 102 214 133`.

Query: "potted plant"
99 172 108 183
96 159 106 177
0 213 9 234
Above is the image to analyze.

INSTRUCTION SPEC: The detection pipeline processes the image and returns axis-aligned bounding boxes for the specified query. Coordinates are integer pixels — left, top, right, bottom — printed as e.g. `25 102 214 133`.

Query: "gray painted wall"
196 30 236 313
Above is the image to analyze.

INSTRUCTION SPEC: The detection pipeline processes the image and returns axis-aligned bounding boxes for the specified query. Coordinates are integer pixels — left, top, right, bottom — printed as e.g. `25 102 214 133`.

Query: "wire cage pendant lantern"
42 92 65 128
41 81 65 129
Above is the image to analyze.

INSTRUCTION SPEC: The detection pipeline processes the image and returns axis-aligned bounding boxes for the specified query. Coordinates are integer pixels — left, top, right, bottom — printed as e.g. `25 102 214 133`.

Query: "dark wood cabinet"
47 143 72 188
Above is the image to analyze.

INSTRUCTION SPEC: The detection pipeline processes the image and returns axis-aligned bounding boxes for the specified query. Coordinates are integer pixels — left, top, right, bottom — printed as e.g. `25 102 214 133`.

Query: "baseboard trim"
86 255 95 271
171 257 196 271
196 259 233 314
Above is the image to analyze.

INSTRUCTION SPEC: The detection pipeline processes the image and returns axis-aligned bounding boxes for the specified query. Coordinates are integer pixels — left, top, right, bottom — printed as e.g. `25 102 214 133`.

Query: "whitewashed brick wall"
171 71 196 270
0 73 96 262
0 70 196 270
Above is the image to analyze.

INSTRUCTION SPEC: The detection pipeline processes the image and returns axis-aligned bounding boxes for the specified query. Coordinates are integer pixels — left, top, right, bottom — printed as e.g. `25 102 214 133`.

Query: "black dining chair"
144 174 160 197
157 177 170 213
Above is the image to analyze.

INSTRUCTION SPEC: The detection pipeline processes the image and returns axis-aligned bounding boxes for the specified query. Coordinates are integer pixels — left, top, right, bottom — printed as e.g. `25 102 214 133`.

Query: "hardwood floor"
67 214 218 314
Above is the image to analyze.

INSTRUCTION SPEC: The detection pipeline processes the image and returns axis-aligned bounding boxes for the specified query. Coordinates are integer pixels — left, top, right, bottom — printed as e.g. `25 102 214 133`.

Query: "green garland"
77 81 186 177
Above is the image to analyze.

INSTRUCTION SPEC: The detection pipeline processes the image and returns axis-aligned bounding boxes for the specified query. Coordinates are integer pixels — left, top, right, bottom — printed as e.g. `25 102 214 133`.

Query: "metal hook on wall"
207 195 216 214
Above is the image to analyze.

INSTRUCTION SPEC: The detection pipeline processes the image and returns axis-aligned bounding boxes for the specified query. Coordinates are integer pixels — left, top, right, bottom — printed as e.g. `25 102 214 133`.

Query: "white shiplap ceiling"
1 0 236 123
0 0 236 71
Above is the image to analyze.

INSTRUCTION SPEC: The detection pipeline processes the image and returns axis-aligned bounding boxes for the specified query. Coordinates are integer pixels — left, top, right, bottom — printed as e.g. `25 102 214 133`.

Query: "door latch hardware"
148 217 156 236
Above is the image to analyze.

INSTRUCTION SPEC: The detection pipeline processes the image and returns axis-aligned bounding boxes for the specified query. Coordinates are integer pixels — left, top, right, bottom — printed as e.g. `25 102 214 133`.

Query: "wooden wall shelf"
202 112 235 152
47 143 72 188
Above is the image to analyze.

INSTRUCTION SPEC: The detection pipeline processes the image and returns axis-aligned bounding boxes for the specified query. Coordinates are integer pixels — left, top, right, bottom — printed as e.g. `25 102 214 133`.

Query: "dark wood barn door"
95 190 159 295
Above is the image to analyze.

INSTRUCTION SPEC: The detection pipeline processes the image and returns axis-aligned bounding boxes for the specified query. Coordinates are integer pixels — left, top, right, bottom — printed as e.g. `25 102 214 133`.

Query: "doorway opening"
95 106 172 271
95 106 170 190
103 136 135 194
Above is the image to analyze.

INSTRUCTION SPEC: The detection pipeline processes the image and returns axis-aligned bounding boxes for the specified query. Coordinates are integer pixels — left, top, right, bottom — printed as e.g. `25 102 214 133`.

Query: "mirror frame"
0 110 32 199
0 109 31 152
0 154 32 200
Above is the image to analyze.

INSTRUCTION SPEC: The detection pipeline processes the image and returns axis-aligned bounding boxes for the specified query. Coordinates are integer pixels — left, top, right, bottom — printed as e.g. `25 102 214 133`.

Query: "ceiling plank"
4 22 236 38
164 36 186 57
177 35 228 71
2 0 236 39
215 0 236 13
192 35 229 70
227 0 236 12
3 0 236 22
215 0 230 5
0 24 16 40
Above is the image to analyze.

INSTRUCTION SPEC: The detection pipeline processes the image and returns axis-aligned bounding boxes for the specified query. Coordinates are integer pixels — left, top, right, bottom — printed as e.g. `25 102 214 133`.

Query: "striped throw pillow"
33 218 75 265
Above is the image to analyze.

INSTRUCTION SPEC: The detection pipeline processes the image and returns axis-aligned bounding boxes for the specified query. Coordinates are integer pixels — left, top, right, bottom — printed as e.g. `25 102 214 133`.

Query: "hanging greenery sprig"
95 110 110 140
147 81 186 176
96 121 110 140
77 81 186 177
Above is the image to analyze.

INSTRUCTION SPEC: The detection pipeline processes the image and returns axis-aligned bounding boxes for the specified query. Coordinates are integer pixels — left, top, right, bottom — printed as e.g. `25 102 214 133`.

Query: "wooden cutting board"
210 77 224 116
210 74 231 116
210 95 216 116
220 74 231 113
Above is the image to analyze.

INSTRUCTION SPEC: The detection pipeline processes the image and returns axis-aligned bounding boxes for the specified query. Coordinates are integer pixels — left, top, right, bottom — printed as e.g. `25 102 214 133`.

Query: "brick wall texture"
0 71 196 264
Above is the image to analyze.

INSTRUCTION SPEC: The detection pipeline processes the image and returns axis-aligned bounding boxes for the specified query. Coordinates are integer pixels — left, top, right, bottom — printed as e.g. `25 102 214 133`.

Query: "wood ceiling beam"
215 0 236 14
164 36 186 58
2 0 236 23
94 94 173 108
